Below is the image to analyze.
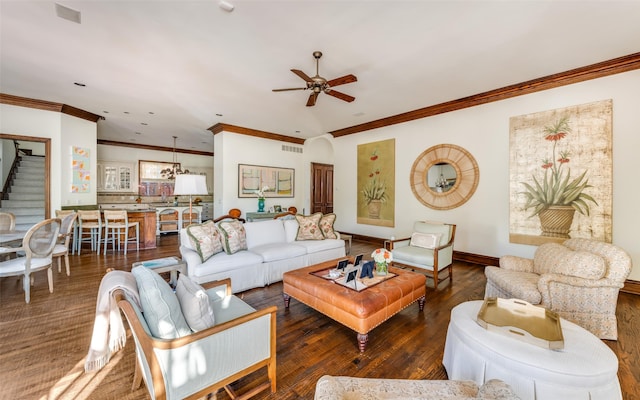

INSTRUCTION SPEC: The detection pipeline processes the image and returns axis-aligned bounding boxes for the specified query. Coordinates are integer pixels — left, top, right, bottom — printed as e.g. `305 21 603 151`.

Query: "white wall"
97 144 214 193
0 103 98 213
332 69 640 280
214 132 309 217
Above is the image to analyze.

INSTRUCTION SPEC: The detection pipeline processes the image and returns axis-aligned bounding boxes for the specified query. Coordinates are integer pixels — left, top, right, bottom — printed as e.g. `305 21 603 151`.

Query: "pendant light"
161 136 189 180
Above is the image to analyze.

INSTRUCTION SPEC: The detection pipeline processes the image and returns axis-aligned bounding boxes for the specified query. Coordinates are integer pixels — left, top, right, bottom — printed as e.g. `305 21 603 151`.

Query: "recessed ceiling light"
148 111 155 115
73 82 86 87
135 132 142 135
295 130 301 133
123 111 130 114
141 122 148 126
103 110 109 114
219 1 234 12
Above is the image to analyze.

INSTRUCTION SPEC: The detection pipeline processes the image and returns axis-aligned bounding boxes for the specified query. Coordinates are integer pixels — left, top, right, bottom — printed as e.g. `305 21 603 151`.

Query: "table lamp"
173 174 208 224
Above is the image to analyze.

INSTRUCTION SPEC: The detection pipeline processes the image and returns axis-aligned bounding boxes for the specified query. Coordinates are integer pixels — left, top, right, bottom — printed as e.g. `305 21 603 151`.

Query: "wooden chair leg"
433 268 439 290
57 256 62 273
132 359 143 391
47 267 54 293
65 254 71 276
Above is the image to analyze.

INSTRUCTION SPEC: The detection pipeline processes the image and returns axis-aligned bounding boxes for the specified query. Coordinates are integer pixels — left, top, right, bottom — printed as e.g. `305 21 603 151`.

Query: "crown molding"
209 123 305 145
97 139 213 156
330 52 640 137
0 93 103 123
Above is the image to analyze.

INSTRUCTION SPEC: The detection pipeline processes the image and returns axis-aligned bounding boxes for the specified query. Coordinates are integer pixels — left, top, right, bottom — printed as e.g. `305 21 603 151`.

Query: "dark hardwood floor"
0 235 638 399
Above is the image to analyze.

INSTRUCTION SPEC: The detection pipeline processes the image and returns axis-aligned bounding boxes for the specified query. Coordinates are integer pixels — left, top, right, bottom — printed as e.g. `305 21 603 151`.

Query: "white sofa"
180 218 346 293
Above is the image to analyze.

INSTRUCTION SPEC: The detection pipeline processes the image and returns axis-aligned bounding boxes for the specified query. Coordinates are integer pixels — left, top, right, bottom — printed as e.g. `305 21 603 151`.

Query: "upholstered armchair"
388 222 456 289
115 277 277 399
485 238 632 340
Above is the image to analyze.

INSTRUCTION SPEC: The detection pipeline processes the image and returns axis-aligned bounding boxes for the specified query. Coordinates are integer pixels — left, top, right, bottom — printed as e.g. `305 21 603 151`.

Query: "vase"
258 198 265 212
368 200 382 219
538 205 576 238
375 261 388 276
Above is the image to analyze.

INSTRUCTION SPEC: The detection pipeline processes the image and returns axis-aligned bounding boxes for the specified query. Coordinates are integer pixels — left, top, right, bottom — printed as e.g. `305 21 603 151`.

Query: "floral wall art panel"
357 138 395 227
71 146 90 193
509 100 612 245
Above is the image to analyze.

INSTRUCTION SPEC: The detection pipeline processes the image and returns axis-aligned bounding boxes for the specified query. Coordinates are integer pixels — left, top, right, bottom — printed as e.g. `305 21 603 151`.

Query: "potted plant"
362 177 387 219
520 116 598 237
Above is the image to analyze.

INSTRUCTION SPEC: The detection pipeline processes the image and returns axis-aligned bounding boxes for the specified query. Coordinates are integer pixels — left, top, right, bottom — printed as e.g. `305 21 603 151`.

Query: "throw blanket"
84 269 140 372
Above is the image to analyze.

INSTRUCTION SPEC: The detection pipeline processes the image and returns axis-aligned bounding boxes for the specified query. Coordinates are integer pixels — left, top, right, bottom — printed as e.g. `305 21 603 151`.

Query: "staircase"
1 155 46 231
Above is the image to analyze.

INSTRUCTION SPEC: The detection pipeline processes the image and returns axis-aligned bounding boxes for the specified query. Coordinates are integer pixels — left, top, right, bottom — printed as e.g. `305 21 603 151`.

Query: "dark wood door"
311 162 333 214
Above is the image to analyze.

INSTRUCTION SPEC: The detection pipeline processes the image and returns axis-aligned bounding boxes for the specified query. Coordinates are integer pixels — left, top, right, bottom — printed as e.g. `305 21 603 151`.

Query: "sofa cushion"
534 243 607 279
186 220 223 262
392 245 437 269
217 219 248 254
250 242 307 262
189 250 264 278
410 232 442 249
477 379 521 400
131 266 191 339
244 219 286 249
175 274 215 332
295 213 324 240
484 266 542 304
294 238 344 254
319 213 338 239
283 219 300 242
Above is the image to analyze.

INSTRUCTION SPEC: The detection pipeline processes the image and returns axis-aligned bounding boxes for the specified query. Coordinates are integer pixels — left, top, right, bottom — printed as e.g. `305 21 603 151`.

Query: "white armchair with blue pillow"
388 221 456 289
114 267 277 400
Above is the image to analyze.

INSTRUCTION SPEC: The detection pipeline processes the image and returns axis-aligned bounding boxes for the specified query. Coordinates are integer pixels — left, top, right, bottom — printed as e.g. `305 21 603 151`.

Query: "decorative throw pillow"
295 213 324 240
410 232 442 249
175 274 215 332
217 219 248 254
131 266 191 339
319 213 338 239
186 220 223 262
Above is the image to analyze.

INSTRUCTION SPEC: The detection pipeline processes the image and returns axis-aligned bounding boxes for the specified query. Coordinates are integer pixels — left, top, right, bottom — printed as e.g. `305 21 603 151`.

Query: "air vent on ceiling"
55 3 81 24
282 145 303 154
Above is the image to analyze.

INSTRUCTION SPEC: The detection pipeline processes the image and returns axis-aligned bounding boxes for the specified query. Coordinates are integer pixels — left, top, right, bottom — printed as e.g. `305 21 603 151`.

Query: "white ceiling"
2 1 639 152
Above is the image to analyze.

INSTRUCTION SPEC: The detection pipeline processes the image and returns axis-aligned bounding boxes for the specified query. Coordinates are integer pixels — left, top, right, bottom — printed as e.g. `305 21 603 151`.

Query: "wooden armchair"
387 222 456 289
114 278 277 399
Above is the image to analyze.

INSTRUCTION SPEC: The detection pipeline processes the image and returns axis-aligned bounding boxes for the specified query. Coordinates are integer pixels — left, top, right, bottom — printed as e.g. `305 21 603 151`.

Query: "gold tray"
476 298 564 350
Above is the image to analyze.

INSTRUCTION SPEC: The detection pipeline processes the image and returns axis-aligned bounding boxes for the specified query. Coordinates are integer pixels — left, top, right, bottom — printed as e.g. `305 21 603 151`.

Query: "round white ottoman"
442 301 621 400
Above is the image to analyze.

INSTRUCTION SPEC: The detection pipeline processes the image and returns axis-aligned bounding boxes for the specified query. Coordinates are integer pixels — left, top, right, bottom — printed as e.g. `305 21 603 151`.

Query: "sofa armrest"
499 255 534 272
179 245 203 276
387 238 410 250
538 273 623 306
202 278 232 298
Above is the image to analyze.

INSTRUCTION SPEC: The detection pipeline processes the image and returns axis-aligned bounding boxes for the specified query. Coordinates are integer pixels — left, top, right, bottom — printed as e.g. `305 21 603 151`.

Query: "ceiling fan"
272 51 357 107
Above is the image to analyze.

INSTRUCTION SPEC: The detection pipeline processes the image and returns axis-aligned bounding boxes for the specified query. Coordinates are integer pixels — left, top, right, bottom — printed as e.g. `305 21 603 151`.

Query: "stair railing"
1 141 22 203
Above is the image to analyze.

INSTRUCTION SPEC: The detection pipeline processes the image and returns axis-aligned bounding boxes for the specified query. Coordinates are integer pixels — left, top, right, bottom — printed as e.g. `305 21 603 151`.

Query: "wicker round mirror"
410 144 479 210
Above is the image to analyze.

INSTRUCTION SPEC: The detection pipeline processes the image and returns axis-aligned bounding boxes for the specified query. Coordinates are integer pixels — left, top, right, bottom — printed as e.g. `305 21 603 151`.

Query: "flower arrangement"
521 115 598 217
371 248 392 275
255 186 270 200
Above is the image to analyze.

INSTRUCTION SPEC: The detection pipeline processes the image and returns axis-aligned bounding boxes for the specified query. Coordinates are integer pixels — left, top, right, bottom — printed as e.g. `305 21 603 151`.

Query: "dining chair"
103 210 139 255
53 212 78 276
77 210 102 255
0 212 16 231
55 209 79 255
0 218 61 303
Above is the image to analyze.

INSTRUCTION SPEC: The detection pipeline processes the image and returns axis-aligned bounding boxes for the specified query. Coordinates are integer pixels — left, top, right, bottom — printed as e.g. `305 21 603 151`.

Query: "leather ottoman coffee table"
283 258 426 352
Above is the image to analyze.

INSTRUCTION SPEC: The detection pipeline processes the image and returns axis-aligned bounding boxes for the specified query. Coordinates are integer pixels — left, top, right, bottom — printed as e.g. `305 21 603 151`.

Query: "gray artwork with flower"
509 100 612 245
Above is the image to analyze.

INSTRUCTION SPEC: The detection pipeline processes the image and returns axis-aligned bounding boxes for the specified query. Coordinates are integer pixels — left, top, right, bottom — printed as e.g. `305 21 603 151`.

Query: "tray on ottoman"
476 297 564 350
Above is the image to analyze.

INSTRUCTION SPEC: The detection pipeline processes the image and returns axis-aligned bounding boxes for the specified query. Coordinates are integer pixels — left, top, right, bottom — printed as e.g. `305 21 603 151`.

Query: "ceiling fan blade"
326 74 357 87
325 89 355 103
272 87 307 92
291 69 313 83
306 92 318 107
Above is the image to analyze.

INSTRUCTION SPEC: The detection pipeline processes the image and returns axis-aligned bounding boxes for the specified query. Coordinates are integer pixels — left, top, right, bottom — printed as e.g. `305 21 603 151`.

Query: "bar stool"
77 210 102 254
103 210 139 255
